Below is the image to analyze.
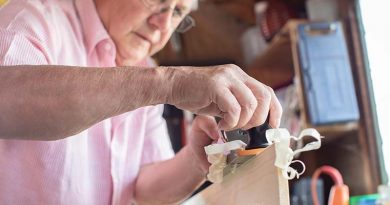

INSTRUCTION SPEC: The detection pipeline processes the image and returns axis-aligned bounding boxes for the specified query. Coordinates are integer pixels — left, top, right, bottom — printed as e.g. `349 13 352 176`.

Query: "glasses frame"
140 0 196 33
175 15 195 33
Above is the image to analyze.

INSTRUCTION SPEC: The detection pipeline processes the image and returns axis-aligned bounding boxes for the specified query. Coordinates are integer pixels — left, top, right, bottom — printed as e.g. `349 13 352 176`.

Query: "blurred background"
157 0 390 204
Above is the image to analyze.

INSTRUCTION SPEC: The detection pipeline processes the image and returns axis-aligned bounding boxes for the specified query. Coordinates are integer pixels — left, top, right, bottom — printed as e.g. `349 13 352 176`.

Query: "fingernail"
242 127 250 131
210 130 219 140
217 122 224 130
218 130 223 138
276 118 281 128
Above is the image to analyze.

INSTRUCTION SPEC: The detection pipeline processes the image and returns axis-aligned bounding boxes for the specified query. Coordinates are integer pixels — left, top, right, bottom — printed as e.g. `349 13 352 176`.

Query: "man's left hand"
187 115 221 174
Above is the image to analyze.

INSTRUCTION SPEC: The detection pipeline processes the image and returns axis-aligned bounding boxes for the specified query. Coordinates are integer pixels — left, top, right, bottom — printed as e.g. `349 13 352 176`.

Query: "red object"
311 165 349 205
260 0 298 41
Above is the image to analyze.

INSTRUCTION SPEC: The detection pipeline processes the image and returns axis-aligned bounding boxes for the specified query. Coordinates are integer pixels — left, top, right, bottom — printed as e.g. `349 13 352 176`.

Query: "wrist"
164 66 191 106
147 66 175 105
118 66 175 111
183 145 209 180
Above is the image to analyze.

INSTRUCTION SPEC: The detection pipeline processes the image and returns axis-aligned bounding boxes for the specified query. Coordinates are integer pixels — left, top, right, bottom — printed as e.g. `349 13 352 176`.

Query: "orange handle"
328 185 349 205
311 166 349 205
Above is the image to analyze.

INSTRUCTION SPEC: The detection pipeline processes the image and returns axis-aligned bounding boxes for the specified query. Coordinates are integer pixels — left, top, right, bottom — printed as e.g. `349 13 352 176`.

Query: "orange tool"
311 165 349 205
219 115 272 175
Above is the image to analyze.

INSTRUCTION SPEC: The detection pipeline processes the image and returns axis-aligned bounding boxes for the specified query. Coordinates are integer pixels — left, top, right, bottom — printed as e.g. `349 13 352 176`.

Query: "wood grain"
183 145 289 205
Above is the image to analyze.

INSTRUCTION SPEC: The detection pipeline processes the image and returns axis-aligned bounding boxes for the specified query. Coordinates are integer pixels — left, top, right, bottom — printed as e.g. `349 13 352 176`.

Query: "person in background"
0 0 282 204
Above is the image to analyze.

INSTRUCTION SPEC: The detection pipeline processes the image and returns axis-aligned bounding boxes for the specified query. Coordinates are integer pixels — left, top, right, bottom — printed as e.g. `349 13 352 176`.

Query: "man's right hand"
0 64 281 140
167 64 283 131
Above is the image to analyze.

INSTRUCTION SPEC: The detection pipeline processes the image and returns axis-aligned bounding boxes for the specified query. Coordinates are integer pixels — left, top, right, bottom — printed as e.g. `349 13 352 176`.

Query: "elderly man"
0 0 282 204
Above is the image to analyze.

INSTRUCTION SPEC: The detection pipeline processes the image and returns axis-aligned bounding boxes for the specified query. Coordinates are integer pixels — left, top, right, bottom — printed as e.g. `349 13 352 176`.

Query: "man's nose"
148 9 173 32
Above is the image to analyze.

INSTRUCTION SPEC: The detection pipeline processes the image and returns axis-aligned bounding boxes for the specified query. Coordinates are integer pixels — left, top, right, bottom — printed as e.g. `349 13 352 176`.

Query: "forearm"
134 146 206 205
0 65 172 140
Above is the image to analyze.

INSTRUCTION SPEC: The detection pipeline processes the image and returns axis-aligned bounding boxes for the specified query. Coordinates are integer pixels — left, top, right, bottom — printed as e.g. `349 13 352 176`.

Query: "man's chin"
115 54 146 66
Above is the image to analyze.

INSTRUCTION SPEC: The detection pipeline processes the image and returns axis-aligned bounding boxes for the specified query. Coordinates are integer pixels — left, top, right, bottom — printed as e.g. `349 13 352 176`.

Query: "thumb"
193 115 223 142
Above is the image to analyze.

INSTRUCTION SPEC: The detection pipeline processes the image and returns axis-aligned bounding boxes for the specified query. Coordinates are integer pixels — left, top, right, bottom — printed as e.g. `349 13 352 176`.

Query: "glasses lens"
176 16 195 33
142 0 161 9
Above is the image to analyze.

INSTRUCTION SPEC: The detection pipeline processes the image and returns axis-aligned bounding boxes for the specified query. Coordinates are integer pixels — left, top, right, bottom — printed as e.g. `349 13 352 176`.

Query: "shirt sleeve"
141 105 175 165
0 1 55 66
0 29 48 65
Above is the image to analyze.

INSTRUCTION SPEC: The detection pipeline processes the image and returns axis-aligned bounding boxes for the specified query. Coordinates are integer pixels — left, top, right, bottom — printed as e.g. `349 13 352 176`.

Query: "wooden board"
182 145 289 205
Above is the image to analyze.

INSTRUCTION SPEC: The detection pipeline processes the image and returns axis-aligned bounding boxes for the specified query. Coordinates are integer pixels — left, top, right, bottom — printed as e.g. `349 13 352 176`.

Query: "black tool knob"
246 115 271 149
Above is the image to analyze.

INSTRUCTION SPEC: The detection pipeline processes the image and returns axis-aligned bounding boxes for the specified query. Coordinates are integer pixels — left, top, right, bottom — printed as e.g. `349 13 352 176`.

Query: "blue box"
297 21 360 125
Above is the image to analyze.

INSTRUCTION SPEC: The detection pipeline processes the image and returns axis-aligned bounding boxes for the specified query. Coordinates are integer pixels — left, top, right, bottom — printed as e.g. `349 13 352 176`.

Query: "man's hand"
134 115 218 204
168 64 283 131
0 64 281 141
187 115 221 174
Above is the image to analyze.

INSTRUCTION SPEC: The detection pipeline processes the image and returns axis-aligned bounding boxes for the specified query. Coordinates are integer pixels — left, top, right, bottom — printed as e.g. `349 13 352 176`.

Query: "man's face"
95 0 195 66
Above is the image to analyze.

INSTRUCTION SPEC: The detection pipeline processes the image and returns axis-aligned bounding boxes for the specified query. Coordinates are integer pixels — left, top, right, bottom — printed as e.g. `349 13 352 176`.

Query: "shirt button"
104 43 112 51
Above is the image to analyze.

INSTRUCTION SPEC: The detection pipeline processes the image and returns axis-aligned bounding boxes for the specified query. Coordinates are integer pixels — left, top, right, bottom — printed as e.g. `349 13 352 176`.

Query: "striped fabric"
0 0 174 204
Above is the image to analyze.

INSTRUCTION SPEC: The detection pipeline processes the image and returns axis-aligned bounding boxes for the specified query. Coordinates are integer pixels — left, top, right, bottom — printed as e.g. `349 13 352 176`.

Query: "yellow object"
0 0 8 6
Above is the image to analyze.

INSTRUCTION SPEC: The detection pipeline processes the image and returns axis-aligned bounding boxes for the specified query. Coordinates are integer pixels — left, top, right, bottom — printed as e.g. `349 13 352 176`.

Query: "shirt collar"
75 0 110 56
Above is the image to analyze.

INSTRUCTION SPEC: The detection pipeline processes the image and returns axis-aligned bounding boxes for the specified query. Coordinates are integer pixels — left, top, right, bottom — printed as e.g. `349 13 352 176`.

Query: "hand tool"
216 115 272 175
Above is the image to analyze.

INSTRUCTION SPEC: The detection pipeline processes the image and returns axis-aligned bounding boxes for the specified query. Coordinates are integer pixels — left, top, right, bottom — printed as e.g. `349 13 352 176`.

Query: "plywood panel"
183 145 289 205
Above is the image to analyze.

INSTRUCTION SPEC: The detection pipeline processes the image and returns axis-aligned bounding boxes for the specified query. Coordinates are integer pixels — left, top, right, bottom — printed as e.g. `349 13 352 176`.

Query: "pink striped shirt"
0 0 174 204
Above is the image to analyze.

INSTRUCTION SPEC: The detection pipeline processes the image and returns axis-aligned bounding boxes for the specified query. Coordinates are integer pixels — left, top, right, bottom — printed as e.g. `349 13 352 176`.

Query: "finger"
214 88 241 130
229 81 258 129
191 116 223 173
241 79 272 130
267 86 283 128
196 103 223 117
194 115 223 141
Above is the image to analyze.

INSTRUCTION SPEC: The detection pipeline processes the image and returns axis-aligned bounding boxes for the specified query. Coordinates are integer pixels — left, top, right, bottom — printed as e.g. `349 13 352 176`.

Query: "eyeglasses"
175 15 195 33
141 0 196 33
